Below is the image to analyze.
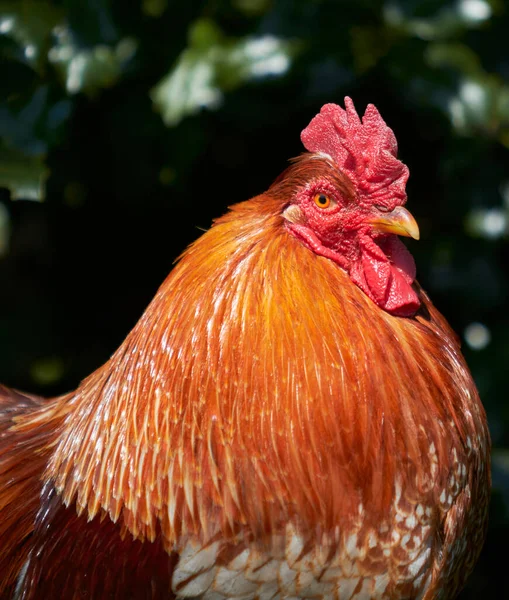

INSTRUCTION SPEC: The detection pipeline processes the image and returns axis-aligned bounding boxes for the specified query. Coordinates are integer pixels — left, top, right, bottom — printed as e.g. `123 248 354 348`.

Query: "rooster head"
278 97 420 317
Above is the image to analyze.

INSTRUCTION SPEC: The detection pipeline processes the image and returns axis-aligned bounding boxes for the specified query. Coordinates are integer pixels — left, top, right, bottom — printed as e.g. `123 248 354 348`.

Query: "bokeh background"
1 0 508 596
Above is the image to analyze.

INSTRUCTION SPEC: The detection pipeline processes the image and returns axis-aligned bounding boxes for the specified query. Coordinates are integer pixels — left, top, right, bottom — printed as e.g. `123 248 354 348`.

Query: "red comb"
300 98 409 208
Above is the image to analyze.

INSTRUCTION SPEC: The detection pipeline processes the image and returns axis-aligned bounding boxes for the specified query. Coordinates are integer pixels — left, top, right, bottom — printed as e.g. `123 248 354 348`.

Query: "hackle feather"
47 185 488 571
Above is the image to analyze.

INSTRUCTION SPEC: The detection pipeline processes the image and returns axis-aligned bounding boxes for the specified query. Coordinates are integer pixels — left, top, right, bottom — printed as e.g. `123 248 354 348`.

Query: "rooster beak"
366 206 420 240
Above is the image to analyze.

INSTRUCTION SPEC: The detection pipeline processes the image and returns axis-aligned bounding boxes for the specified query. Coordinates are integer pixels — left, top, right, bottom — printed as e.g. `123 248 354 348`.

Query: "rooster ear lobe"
282 205 305 225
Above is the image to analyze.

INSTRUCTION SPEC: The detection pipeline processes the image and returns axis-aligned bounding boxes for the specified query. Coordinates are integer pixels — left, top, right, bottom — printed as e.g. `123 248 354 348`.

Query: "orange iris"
314 193 331 209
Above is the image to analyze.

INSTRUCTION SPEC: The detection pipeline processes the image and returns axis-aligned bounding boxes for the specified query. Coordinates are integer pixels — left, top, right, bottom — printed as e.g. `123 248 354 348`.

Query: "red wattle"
350 236 420 317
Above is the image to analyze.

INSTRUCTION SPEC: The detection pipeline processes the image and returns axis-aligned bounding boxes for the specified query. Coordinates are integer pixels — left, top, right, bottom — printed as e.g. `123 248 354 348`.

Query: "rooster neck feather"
48 195 488 552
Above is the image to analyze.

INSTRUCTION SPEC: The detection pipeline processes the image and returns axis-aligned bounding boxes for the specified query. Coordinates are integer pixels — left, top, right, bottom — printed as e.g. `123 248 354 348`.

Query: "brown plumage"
0 99 489 599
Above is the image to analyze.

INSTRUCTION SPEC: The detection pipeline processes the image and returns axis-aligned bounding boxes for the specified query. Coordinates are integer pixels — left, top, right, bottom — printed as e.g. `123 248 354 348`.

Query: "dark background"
1 0 508 596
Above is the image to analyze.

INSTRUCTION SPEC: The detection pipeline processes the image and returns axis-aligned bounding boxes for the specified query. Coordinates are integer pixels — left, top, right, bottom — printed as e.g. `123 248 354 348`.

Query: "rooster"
0 98 489 600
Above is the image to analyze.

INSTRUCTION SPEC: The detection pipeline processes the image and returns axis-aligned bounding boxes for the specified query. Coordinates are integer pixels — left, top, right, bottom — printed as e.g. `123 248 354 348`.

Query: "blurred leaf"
1 85 49 154
384 0 492 41
48 25 137 95
151 24 223 126
466 207 508 239
233 0 272 16
426 42 509 140
0 0 63 71
151 19 298 126
426 41 481 75
0 1 136 105
142 0 168 18
0 144 48 201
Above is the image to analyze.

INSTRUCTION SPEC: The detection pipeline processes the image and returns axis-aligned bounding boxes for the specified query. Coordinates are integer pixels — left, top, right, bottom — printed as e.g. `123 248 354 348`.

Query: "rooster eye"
314 193 331 209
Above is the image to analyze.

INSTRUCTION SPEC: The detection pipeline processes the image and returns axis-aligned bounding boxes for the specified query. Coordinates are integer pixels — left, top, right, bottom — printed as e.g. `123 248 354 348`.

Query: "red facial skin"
285 173 420 318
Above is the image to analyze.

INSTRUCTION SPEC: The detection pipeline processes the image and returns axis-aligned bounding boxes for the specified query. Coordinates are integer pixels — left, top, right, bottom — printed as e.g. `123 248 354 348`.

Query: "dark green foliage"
0 0 508 595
